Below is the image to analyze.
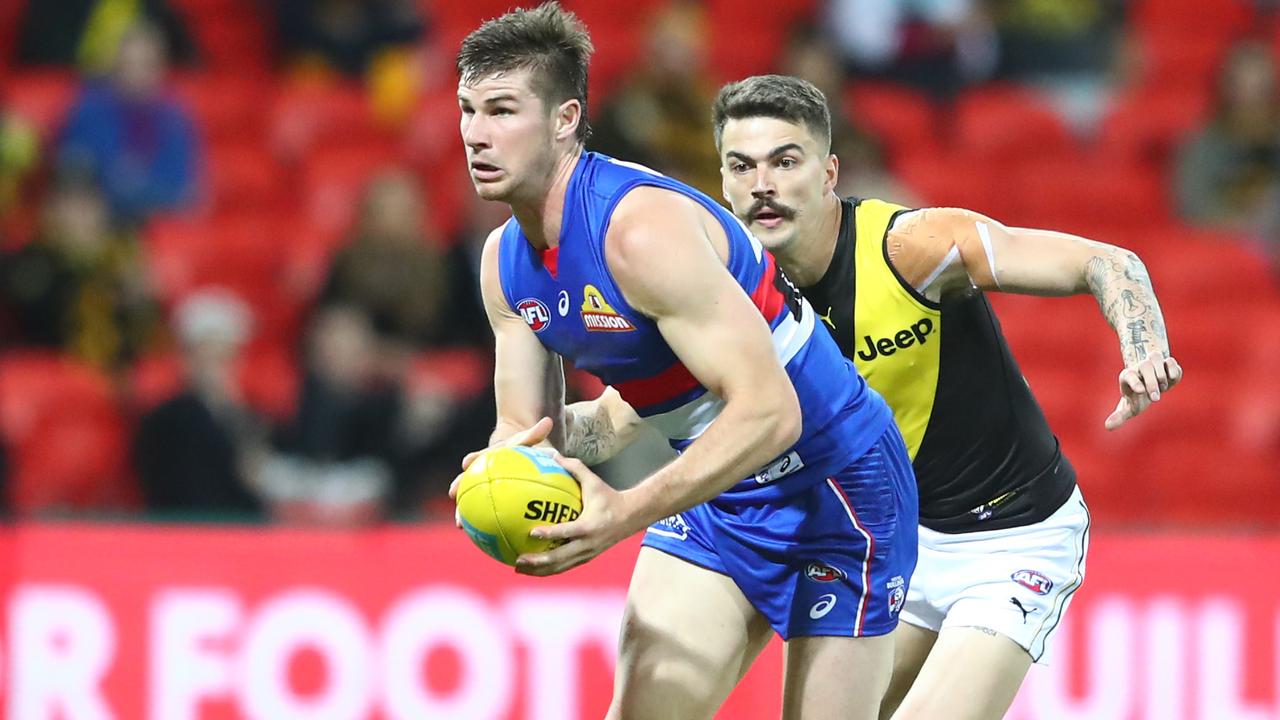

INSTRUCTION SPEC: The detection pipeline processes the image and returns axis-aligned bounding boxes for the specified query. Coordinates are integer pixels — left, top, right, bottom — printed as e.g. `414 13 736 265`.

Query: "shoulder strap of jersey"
853 198 937 312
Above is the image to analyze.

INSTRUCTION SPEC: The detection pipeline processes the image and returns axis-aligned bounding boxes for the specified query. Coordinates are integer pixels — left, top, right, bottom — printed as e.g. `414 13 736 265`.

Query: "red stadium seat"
301 145 404 246
0 353 137 513
1098 87 1210 169
1009 158 1170 231
1131 0 1255 41
206 142 289 213
127 352 185 413
1142 231 1276 307
183 3 271 74
171 72 269 144
271 82 389 162
4 70 78 140
1137 30 1229 96
954 85 1077 162
845 82 940 157
144 212 308 344
893 150 1008 217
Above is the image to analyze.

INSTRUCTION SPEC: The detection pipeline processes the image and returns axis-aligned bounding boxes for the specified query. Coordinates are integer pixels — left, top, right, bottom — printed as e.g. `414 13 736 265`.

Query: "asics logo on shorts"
809 594 838 619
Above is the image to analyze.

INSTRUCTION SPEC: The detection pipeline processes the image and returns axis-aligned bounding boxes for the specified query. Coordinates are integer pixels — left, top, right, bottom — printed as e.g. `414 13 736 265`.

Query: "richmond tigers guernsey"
800 197 1077 533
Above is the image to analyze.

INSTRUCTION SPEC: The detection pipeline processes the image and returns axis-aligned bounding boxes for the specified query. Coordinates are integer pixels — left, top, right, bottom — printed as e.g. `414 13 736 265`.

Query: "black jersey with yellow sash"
801 197 1076 533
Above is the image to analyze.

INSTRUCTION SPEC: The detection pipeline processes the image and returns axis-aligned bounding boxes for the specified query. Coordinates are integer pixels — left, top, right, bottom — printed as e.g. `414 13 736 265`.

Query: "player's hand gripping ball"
455 446 583 566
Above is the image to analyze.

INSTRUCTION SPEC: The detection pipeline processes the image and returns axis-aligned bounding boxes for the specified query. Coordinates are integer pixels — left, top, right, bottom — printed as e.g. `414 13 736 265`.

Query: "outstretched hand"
515 453 638 576
1105 350 1183 430
449 417 556 527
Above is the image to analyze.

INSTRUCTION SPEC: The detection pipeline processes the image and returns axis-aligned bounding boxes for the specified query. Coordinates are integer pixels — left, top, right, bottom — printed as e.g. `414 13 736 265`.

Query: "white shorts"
899 486 1090 664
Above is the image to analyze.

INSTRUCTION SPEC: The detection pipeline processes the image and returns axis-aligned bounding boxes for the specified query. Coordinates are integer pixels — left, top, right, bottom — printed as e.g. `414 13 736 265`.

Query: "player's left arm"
889 207 1182 430
516 187 803 576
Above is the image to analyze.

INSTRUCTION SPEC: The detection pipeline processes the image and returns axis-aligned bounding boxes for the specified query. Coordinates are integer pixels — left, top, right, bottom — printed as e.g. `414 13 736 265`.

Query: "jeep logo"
856 318 934 361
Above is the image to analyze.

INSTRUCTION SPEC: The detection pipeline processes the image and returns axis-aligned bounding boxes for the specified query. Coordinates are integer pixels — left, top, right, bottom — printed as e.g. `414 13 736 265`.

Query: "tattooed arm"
564 387 645 465
899 208 1183 430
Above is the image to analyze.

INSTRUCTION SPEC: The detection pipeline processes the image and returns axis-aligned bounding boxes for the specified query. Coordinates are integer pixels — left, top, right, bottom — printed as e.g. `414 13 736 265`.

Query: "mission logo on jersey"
581 284 636 332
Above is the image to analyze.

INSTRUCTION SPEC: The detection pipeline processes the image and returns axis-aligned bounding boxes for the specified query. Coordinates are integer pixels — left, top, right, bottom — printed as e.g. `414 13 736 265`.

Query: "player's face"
719 117 836 253
458 69 558 203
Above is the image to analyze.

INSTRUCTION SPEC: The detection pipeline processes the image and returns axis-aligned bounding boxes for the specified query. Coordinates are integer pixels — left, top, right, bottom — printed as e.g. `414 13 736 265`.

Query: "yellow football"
455 446 583 566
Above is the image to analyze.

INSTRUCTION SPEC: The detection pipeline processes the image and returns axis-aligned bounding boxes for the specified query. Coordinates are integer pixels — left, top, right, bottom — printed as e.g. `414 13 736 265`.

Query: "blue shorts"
642 426 918 640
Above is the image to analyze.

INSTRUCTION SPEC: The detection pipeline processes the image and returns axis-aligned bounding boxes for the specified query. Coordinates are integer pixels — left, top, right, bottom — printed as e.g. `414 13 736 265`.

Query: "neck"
509 146 583 250
773 192 843 287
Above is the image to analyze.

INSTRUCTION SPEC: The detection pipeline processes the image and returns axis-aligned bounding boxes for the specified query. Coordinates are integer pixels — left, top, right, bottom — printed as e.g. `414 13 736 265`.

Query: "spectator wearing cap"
134 289 268 518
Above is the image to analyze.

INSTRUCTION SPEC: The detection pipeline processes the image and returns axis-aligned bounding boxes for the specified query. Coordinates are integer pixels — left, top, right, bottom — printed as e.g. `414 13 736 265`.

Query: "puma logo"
819 306 836 330
1010 597 1038 624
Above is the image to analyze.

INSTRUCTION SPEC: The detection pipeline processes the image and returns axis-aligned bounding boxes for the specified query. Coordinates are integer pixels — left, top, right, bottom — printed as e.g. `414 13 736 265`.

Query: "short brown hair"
712 75 832 152
457 2 594 142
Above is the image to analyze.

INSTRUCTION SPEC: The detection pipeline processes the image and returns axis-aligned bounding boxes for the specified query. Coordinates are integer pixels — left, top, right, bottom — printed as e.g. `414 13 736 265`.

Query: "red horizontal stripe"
751 252 785 322
614 361 701 409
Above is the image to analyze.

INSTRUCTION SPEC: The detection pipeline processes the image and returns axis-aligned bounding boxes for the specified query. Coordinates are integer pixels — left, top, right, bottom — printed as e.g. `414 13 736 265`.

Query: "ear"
554 99 582 141
824 153 839 195
720 164 732 204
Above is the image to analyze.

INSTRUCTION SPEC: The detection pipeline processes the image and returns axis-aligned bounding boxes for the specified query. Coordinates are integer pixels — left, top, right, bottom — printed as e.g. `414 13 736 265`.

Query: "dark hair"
712 75 832 152
457 2 594 142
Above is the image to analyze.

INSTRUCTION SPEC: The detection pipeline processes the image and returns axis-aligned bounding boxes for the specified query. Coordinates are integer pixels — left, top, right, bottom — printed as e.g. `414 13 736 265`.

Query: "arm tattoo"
564 405 619 466
1085 250 1169 366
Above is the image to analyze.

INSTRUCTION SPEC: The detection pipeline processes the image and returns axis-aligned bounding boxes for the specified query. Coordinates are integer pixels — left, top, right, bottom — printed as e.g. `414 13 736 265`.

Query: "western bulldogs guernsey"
498 152 892 499
498 153 916 639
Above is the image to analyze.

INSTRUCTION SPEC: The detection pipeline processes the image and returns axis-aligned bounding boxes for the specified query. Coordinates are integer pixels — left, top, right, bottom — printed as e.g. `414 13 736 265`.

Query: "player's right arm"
477 225 566 453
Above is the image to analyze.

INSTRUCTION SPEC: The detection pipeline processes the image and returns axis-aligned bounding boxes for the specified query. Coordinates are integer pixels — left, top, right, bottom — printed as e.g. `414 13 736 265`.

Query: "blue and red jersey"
497 152 892 501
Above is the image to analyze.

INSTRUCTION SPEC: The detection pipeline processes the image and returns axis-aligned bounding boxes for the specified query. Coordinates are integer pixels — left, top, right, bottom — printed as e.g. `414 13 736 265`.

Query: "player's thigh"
890 625 1032 720
609 547 771 720
879 621 938 720
782 633 895 720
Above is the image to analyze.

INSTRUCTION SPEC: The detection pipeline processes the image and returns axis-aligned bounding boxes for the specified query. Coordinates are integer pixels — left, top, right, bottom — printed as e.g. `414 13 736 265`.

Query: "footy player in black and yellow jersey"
707 75 1182 720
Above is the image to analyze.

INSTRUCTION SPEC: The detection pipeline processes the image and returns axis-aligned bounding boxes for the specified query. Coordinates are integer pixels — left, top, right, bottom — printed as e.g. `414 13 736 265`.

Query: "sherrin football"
455 446 583 566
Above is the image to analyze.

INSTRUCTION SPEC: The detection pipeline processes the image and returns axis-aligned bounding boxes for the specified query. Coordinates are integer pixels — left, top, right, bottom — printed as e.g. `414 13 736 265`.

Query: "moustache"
748 198 796 221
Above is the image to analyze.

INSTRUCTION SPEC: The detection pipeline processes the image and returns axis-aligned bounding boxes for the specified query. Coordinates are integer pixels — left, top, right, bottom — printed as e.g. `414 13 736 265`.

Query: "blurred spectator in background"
825 0 996 98
589 1 721 195
135 290 267 518
274 0 426 78
58 21 199 225
14 0 196 72
265 305 401 525
1175 42 1280 233
0 107 39 223
304 171 496 518
780 24 918 204
991 0 1124 133
0 171 160 371
318 171 447 357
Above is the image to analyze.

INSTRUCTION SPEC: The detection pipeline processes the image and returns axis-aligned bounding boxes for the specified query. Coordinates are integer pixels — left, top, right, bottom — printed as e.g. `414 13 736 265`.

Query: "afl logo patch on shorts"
516 298 551 332
804 562 845 583
1011 569 1053 596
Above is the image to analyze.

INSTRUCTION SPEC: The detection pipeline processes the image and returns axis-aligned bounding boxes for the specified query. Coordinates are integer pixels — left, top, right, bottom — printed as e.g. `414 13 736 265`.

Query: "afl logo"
805 562 845 583
1011 569 1053 596
517 298 551 333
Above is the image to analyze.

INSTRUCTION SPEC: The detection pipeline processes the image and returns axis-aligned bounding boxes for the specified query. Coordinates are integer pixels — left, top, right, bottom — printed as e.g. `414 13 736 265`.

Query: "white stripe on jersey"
774 301 816 367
